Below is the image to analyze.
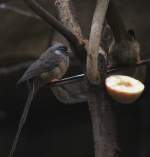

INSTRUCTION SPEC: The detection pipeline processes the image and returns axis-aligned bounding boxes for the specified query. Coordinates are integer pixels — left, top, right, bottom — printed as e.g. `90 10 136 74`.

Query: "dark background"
0 0 150 157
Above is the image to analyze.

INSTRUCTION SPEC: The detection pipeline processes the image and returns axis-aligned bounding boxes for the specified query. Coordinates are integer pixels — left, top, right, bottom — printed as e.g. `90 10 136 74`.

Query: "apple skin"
105 75 145 104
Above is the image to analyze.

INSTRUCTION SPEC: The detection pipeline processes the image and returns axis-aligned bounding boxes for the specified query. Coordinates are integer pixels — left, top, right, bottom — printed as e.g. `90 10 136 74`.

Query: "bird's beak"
66 50 72 56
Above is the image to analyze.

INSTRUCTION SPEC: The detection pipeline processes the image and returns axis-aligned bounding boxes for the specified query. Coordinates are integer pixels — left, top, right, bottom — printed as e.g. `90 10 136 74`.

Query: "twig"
0 3 41 19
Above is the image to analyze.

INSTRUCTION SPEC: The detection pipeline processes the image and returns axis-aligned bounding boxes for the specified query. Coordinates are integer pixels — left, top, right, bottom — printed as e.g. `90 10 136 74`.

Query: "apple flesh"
105 75 145 104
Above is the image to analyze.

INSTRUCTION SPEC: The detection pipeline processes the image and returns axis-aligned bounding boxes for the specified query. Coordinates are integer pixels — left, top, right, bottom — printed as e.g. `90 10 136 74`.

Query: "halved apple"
105 75 145 104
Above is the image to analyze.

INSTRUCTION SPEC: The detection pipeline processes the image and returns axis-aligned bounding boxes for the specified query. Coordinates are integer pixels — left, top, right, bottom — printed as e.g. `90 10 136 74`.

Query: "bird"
8 43 70 157
110 29 140 66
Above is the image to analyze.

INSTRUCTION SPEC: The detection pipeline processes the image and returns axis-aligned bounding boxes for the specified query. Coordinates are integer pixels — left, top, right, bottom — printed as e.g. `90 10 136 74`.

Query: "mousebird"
110 29 140 66
8 43 70 157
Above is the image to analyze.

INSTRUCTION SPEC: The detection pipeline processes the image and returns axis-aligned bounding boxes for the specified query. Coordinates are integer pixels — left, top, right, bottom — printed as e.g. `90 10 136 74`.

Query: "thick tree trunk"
88 86 119 157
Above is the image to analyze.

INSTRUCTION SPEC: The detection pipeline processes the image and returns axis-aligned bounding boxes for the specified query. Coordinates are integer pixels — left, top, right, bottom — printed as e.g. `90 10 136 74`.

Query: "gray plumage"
8 43 70 157
18 43 70 84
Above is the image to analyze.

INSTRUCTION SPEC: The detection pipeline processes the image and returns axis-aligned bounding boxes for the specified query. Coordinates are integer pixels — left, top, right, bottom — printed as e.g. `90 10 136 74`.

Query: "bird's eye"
58 46 68 52
128 29 135 41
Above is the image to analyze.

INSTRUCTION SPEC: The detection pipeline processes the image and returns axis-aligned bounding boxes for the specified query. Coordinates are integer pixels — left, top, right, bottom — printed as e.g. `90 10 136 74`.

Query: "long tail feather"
8 81 36 157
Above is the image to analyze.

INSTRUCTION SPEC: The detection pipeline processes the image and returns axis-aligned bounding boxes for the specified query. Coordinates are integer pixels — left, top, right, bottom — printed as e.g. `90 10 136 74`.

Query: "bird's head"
53 43 71 56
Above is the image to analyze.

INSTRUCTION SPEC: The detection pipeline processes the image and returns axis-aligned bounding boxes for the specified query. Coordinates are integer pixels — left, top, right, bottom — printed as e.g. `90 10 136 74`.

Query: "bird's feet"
48 78 59 84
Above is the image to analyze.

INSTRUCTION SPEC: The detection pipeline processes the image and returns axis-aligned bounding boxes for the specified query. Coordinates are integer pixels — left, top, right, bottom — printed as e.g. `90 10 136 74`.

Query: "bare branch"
0 3 40 19
24 0 85 62
55 0 87 62
87 0 109 84
24 0 76 42
55 0 83 39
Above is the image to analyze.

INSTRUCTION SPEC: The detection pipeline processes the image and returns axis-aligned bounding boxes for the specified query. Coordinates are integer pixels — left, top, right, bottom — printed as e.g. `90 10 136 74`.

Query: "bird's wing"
18 52 62 83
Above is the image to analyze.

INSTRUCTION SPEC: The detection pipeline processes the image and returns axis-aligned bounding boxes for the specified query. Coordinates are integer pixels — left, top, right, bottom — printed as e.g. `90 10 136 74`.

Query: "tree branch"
87 0 109 84
55 0 87 62
24 0 86 62
86 1 120 157
55 0 83 39
88 86 119 157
